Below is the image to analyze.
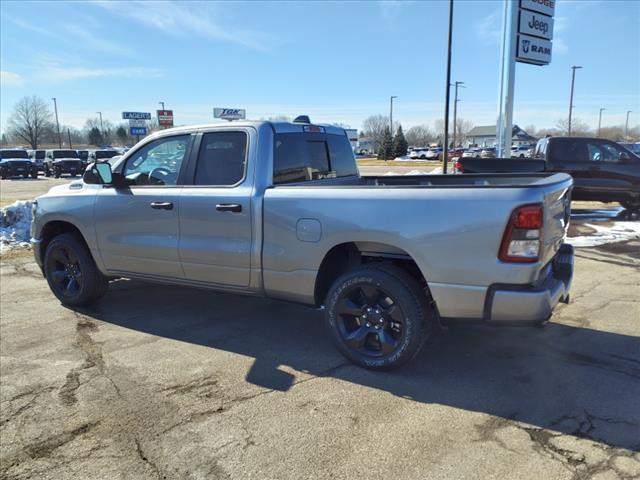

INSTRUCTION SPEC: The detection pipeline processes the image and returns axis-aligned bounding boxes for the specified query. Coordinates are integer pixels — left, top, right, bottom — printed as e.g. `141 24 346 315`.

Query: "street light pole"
159 101 165 110
52 97 62 148
452 81 465 149
442 0 454 173
567 65 582 136
389 96 397 135
597 108 605 137
96 111 104 138
625 110 633 141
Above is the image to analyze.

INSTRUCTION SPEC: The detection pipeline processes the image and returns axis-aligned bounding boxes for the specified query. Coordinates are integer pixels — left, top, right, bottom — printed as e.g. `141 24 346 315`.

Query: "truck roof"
146 120 347 140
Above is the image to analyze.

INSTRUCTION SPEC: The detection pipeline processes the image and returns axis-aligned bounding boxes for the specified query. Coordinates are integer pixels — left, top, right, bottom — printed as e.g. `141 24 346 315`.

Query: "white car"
425 148 442 160
409 149 429 159
462 148 481 158
511 145 530 158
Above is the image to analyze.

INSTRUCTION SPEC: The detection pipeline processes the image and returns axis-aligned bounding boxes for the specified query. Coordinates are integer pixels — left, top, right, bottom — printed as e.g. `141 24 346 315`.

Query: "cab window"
194 131 247 186
123 135 190 186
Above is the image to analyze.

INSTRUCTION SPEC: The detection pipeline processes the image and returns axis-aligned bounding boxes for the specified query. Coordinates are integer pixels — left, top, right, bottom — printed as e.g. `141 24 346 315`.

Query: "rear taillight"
499 204 543 263
454 161 463 173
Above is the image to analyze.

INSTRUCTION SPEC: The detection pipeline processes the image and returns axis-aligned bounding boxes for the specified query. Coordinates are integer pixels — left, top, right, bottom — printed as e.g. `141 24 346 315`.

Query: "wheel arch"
313 241 431 306
39 220 94 273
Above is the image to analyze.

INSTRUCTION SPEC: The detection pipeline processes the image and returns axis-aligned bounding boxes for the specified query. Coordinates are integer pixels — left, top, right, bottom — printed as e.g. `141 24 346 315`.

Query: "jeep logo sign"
214 108 246 121
516 33 552 65
519 9 554 40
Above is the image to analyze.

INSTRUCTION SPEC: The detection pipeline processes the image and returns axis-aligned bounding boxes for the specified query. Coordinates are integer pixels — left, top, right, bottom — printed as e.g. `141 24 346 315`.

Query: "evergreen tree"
88 127 103 146
377 126 394 160
393 125 408 157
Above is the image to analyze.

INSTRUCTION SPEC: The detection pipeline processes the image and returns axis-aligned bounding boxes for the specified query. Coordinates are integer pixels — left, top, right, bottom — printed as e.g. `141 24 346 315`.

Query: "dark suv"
0 149 38 179
44 149 84 178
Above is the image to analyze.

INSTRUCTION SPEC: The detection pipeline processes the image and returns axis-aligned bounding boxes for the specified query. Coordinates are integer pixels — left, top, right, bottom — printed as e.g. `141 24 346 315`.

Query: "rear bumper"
485 244 574 325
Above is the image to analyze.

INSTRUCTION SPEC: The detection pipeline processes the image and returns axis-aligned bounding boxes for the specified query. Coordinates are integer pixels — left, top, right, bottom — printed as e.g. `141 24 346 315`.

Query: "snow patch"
566 221 640 247
1 200 34 253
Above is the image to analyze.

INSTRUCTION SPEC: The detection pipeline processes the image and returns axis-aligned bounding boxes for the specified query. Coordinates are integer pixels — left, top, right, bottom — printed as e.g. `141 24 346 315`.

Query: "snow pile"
0 200 34 253
566 221 640 247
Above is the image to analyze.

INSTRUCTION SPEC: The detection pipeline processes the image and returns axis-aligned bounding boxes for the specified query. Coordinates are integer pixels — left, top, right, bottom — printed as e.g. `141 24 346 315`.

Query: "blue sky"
1 0 638 133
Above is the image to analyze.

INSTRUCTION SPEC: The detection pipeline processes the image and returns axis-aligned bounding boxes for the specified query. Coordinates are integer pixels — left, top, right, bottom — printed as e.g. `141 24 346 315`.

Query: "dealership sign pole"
496 0 555 157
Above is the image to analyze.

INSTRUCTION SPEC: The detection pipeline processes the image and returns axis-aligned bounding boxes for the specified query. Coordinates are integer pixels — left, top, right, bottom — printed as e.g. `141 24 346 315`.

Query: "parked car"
447 149 465 159
77 150 89 163
619 142 640 156
425 148 442 160
462 148 481 158
44 149 84 178
409 149 428 159
0 149 38 179
28 149 46 172
89 149 120 162
511 145 530 158
32 119 574 370
480 147 496 158
457 136 640 212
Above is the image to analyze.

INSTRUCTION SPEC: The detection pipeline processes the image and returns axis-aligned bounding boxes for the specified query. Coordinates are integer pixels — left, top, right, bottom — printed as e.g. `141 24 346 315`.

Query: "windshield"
0 150 29 159
95 150 118 159
53 150 79 159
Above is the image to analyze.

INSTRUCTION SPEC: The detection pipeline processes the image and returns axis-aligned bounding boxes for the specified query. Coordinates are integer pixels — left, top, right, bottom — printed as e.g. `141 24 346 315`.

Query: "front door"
178 131 252 287
94 134 193 279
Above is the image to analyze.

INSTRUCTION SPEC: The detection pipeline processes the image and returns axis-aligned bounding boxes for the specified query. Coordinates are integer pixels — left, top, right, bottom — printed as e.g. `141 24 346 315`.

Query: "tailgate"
540 180 572 266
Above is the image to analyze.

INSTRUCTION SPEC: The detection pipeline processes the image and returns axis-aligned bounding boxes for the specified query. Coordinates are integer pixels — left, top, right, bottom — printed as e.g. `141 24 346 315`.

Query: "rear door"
546 138 592 195
94 134 193 278
178 130 253 287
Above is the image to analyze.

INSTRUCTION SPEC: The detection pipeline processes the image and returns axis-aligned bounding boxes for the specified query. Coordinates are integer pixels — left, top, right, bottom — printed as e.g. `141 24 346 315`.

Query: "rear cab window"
273 131 358 184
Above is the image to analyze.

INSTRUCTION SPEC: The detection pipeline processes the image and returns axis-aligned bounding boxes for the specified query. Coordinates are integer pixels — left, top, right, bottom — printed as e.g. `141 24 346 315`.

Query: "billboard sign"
518 8 554 40
122 112 151 120
516 33 553 65
520 0 555 17
214 108 246 121
157 110 174 127
130 127 148 136
128 119 146 128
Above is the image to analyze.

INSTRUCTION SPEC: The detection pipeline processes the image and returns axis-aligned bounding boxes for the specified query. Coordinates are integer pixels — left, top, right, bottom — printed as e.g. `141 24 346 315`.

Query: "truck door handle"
150 202 174 210
216 203 242 213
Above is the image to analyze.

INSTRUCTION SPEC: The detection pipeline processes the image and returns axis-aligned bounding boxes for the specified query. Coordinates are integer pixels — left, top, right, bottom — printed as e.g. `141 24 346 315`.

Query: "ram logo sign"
214 108 246 121
516 33 552 65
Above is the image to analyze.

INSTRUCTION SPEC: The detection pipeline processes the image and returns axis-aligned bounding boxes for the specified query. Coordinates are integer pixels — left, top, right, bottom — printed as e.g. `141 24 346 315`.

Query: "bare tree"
6 96 54 149
555 118 591 137
84 117 115 145
405 125 434 147
362 114 392 149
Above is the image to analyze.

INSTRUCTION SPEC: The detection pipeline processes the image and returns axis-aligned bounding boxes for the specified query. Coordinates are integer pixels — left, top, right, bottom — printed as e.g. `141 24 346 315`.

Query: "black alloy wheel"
325 265 431 370
46 244 84 299
44 233 109 306
335 283 405 358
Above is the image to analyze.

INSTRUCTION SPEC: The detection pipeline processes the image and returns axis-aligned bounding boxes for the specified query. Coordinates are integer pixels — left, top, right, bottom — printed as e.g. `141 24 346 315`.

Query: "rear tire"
31 171 38 179
44 233 109 306
325 264 432 371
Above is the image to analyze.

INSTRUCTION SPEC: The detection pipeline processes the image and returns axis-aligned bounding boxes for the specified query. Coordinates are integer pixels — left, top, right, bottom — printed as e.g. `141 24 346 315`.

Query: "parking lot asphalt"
1 238 639 479
1 174 640 480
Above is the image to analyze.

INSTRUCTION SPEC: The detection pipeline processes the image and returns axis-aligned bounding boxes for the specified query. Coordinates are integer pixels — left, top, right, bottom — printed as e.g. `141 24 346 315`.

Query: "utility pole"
597 108 605 137
96 112 104 135
389 96 397 135
52 97 62 148
567 65 582 136
452 81 465 149
442 0 454 173
67 128 72 149
625 110 633 141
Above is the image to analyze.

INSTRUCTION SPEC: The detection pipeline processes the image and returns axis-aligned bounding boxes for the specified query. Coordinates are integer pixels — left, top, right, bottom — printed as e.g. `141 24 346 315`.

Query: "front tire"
44 233 109 306
325 265 431 370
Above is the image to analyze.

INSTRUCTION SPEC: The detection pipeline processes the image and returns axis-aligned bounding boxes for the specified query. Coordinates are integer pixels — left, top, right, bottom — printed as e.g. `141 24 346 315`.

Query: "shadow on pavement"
77 280 640 451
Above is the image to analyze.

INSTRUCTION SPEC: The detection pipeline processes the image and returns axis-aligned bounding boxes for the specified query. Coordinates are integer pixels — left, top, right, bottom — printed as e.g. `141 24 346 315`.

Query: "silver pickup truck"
31 119 574 370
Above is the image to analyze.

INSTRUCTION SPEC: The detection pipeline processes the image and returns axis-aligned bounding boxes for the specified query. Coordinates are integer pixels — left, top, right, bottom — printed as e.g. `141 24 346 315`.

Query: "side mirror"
83 162 113 185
